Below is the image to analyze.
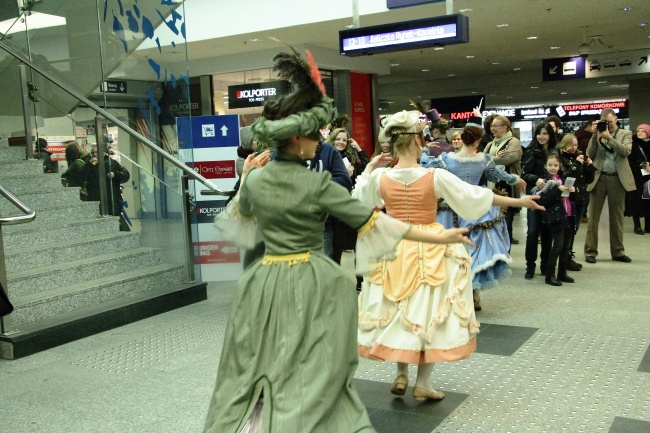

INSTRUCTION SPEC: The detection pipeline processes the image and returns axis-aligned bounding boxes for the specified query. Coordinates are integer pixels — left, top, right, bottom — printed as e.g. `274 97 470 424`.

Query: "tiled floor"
1 209 649 432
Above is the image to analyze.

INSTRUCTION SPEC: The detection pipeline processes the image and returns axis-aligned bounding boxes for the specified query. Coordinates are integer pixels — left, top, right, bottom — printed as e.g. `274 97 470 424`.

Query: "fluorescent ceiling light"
0 12 66 35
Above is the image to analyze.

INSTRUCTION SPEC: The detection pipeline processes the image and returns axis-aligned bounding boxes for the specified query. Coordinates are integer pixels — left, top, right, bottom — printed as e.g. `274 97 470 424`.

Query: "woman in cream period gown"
354 111 542 401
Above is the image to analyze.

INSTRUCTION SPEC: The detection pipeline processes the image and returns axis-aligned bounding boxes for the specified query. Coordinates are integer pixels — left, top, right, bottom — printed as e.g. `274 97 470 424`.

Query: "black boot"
545 266 562 286
634 216 644 235
525 265 535 279
566 251 582 271
558 256 574 283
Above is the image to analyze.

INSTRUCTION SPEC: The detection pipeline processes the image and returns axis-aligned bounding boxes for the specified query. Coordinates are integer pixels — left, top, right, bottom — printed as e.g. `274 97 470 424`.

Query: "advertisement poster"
177 114 243 282
349 72 374 156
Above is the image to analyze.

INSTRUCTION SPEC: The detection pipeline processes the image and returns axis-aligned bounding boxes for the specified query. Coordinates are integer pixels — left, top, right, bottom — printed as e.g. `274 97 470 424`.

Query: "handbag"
0 283 14 317
642 180 650 200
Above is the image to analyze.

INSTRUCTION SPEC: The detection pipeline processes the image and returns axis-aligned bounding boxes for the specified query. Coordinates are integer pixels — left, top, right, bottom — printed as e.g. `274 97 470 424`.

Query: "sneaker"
585 256 597 264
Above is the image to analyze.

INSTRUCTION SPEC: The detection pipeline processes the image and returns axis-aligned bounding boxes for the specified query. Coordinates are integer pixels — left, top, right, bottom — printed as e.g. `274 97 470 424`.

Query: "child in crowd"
533 154 575 286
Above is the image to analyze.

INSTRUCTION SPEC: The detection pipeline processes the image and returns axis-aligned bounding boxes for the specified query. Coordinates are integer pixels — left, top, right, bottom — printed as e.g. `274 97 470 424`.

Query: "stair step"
19 201 100 225
4 231 141 273
2 216 120 250
10 264 185 326
0 188 82 213
0 173 63 195
8 247 162 297
0 159 43 178
0 146 29 161
0 281 207 360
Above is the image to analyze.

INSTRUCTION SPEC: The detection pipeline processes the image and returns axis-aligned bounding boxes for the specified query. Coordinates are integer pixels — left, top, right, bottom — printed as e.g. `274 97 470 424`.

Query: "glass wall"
0 0 199 335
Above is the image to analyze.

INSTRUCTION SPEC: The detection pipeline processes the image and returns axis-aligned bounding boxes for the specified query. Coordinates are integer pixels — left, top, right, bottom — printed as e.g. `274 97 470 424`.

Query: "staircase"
0 142 206 359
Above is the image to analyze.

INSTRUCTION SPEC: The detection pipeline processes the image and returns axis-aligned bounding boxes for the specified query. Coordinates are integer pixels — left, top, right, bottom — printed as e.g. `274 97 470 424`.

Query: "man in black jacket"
83 145 131 230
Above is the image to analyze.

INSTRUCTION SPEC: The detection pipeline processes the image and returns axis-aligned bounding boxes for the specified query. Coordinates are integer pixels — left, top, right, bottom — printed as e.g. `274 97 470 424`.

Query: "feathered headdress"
251 44 337 147
410 100 440 123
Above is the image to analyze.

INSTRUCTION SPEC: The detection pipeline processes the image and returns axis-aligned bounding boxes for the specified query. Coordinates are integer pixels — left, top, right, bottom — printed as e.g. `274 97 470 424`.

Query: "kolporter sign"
228 80 290 109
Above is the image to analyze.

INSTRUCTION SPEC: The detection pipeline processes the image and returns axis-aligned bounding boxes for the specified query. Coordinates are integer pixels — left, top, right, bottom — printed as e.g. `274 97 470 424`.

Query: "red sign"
562 101 626 111
193 241 240 264
44 145 67 162
189 160 236 179
350 72 374 156
450 111 474 120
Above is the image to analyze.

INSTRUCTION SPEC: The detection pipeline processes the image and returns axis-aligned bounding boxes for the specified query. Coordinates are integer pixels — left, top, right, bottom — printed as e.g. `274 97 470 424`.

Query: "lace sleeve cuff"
355 211 411 275
213 195 259 249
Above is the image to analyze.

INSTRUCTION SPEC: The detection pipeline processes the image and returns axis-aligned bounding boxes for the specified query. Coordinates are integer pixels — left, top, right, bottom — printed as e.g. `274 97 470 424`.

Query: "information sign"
340 14 469 57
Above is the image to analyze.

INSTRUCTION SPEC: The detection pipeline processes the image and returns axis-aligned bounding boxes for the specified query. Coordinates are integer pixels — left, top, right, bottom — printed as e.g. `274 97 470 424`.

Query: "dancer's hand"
366 152 393 173
440 228 475 247
243 150 271 177
517 178 526 193
519 195 545 211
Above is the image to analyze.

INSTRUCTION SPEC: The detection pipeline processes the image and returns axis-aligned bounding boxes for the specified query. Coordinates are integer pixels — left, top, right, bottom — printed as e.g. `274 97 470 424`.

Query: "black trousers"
525 209 551 271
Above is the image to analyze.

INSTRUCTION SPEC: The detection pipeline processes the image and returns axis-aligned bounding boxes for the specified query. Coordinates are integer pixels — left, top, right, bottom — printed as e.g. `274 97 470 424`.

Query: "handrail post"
18 64 35 161
95 116 110 216
0 227 15 336
181 175 196 282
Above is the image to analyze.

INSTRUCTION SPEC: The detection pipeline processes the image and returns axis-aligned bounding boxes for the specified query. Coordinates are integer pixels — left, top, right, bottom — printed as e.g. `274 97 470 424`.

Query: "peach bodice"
379 170 437 224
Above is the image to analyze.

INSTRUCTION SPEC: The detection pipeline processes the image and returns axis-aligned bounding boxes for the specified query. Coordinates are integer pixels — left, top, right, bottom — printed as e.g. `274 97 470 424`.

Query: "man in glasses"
584 109 634 264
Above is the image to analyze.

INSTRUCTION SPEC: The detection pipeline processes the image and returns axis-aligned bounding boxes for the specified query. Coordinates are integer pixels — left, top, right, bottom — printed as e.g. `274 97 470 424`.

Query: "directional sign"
177 114 240 149
100 80 127 94
542 57 586 82
586 49 650 78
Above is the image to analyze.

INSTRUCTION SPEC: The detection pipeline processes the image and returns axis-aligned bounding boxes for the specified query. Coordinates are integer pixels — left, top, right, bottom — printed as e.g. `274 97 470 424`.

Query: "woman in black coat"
521 123 557 279
624 124 650 234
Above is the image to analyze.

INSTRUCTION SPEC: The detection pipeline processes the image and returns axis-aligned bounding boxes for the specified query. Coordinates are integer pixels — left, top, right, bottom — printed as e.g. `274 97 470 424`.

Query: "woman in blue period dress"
421 126 526 310
203 51 474 433
354 112 542 402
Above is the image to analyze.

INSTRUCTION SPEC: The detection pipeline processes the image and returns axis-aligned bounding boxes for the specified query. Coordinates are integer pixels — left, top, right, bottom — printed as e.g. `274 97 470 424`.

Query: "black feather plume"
262 44 324 121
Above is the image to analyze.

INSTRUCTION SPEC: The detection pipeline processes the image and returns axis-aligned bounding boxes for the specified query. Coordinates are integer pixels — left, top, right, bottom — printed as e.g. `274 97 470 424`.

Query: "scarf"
485 131 513 189
486 131 513 157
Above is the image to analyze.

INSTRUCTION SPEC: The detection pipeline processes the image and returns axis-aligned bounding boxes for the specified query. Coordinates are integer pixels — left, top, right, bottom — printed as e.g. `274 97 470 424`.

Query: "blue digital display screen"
339 14 469 57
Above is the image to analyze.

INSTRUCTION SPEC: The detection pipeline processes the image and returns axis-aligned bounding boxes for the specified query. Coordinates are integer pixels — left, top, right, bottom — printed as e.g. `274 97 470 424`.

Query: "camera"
596 120 609 132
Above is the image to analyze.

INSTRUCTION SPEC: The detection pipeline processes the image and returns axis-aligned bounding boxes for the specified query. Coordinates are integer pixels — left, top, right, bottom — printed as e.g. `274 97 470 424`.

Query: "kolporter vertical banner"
349 72 374 156
177 114 243 282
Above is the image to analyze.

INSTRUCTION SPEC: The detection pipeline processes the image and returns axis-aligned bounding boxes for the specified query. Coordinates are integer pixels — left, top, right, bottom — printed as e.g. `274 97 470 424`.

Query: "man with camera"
584 108 634 264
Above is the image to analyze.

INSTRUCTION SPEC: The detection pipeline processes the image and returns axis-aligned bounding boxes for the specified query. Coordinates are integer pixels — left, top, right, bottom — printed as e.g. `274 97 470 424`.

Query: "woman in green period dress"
203 49 474 433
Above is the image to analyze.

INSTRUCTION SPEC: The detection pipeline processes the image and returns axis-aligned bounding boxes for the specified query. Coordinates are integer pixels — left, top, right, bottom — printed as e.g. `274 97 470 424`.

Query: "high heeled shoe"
390 374 409 396
412 386 445 401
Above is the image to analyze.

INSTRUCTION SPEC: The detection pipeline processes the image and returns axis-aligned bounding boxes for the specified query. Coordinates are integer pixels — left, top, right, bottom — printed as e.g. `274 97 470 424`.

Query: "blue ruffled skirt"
437 204 512 291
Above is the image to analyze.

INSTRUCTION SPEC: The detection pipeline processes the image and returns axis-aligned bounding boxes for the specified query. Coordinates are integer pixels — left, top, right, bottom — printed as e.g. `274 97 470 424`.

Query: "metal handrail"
0 184 36 225
0 39 234 197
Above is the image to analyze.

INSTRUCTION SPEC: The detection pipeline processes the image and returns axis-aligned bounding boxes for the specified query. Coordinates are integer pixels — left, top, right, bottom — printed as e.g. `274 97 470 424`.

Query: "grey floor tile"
355 378 468 419
476 323 539 356
638 344 650 373
609 416 650 433
369 408 443 433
